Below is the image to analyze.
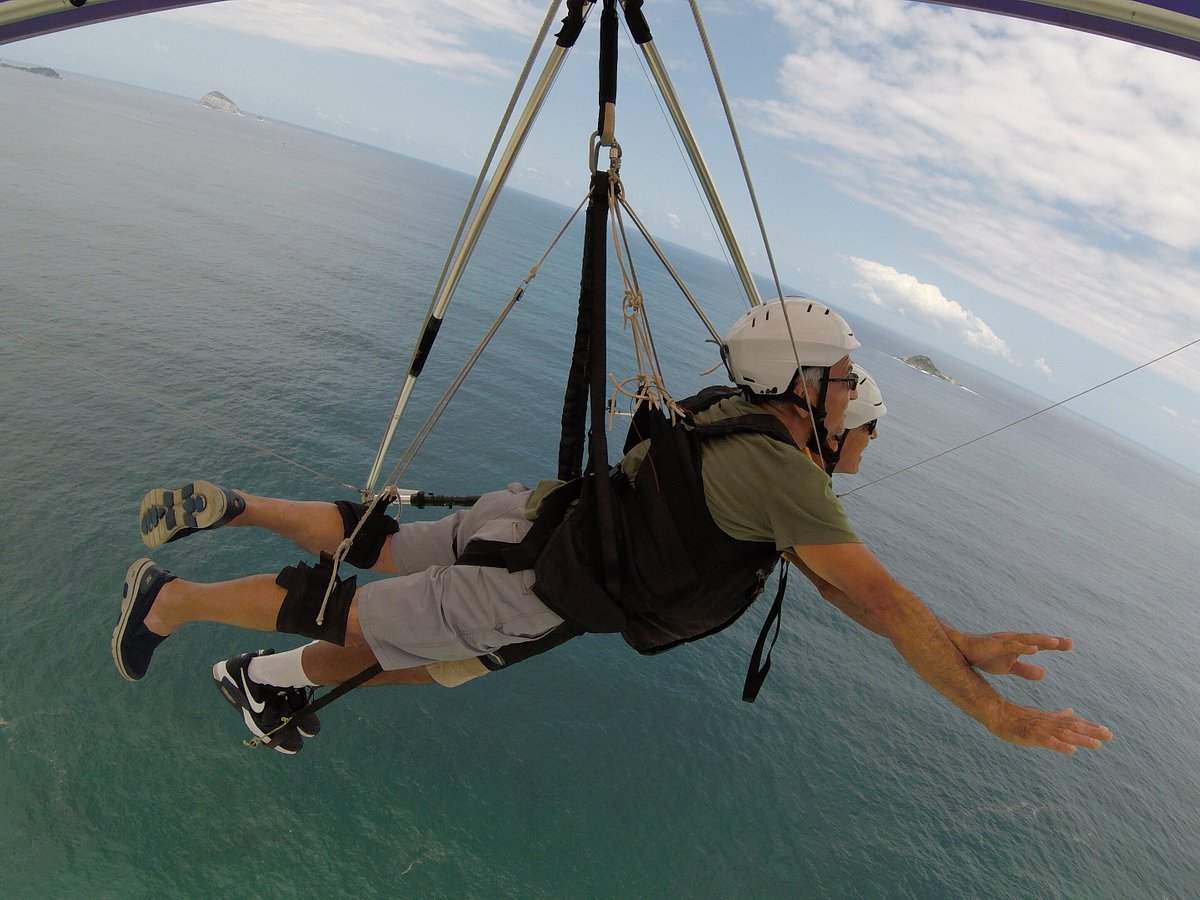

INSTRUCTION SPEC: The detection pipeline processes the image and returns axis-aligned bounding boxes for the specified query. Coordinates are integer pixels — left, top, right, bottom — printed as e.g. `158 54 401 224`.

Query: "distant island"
199 91 241 115
1 61 62 79
900 354 963 386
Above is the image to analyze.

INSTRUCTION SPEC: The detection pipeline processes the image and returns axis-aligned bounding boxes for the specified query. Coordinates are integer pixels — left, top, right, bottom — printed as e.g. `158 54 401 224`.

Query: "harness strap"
479 621 584 671
248 662 383 749
742 560 789 703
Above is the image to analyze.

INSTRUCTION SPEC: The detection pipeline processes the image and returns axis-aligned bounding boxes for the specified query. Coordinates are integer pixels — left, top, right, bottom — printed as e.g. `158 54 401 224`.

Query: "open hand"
953 631 1074 680
988 704 1113 754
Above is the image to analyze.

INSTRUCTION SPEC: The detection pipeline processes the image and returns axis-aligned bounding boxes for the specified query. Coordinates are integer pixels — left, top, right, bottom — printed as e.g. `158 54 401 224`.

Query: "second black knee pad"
334 499 400 569
275 553 357 645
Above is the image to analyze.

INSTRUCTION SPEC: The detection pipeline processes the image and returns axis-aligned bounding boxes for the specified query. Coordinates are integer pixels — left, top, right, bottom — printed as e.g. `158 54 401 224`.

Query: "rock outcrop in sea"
900 354 963 386
198 91 242 115
0 61 62 79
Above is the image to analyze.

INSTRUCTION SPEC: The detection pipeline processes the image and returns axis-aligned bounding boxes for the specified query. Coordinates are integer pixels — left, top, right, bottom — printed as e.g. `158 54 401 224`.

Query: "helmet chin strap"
811 429 844 475
785 367 831 470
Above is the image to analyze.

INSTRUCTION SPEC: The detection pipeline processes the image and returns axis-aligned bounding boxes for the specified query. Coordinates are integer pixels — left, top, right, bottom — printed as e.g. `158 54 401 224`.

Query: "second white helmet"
842 364 887 431
723 297 860 396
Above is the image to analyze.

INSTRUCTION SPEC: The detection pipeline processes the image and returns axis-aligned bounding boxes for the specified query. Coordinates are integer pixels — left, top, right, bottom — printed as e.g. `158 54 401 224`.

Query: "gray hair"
798 366 826 390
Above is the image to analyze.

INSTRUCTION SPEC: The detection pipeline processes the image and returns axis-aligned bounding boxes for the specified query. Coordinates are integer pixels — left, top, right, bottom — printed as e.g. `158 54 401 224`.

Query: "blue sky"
6 0 1199 472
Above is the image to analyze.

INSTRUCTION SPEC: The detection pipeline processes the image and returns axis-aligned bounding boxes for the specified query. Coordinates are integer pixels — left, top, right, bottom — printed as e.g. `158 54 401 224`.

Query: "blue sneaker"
212 650 319 755
139 481 246 548
112 558 175 681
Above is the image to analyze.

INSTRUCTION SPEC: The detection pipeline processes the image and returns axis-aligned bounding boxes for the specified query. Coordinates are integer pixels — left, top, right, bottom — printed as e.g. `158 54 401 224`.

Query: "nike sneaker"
140 481 246 548
212 650 321 755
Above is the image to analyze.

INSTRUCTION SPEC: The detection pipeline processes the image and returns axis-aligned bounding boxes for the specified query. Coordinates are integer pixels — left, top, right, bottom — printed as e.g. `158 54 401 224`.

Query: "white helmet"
842 364 887 430
723 297 860 396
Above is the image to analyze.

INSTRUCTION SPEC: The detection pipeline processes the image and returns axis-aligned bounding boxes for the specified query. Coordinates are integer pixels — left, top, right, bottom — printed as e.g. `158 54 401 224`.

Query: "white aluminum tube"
362 43 574 496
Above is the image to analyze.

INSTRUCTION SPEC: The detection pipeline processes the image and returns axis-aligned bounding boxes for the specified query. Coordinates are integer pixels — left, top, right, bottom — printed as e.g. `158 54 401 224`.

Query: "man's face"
833 422 877 475
819 355 857 435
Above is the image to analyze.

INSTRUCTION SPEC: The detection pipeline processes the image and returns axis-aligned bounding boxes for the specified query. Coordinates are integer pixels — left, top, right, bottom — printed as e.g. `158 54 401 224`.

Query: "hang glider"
2 0 1200 62
0 0 218 44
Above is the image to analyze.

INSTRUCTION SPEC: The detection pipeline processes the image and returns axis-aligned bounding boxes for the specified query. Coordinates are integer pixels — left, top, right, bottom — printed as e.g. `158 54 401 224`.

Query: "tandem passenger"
111 298 1112 758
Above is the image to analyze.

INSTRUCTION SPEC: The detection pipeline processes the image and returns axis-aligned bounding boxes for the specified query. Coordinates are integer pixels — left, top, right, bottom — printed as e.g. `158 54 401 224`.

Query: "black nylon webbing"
555 0 588 48
597 0 618 134
742 562 789 703
558 173 610 482
263 662 383 746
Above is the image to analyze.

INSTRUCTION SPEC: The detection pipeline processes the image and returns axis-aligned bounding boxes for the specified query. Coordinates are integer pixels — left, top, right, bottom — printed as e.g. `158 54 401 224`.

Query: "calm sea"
2 69 1199 899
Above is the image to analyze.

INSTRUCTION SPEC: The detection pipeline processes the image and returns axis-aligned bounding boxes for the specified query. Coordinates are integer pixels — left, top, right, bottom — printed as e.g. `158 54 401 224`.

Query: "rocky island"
900 354 963 386
199 91 242 115
1 61 62 79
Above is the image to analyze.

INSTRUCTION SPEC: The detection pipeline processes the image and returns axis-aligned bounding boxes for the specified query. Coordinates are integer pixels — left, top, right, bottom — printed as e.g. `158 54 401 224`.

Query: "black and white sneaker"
140 480 246 548
212 650 320 754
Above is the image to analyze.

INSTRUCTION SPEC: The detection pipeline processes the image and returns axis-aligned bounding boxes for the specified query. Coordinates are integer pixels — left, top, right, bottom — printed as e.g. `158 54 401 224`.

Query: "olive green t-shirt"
620 396 859 550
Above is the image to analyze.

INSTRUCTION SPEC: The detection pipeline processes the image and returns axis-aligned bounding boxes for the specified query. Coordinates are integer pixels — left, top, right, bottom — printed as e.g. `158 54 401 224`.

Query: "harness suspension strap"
558 176 601 482
559 0 620 483
590 0 623 598
597 0 618 142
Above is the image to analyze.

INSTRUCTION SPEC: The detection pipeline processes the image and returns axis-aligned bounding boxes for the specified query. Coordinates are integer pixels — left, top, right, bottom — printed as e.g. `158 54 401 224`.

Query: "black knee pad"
275 553 357 645
334 500 400 569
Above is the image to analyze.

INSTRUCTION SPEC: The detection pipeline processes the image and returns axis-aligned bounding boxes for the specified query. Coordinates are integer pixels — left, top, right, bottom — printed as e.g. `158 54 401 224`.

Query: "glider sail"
1 0 220 45
3 0 1200 61
924 1 1200 60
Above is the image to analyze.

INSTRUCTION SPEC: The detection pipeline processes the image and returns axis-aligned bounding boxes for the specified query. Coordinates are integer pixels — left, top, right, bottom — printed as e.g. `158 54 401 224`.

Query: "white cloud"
1034 357 1053 378
746 0 1200 388
171 0 547 78
1160 405 1200 434
666 212 682 230
848 256 1014 360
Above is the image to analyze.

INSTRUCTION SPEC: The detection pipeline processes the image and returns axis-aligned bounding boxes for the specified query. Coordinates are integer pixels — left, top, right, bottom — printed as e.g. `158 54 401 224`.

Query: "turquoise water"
2 69 1199 898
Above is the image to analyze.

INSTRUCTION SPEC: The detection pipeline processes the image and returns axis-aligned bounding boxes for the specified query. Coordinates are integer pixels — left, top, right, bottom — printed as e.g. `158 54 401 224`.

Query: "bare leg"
226 491 398 574
140 575 430 684
227 492 346 557
144 574 284 635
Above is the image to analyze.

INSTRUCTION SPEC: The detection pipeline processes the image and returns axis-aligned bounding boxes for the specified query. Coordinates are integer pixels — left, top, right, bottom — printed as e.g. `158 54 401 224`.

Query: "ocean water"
2 69 1199 898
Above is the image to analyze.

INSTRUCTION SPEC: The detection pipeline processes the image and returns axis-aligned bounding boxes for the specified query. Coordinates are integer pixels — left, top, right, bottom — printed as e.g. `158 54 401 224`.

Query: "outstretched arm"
784 551 1072 680
792 542 1112 754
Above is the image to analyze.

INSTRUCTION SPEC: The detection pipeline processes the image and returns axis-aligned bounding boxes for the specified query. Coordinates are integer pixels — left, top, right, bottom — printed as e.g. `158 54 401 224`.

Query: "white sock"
248 645 318 688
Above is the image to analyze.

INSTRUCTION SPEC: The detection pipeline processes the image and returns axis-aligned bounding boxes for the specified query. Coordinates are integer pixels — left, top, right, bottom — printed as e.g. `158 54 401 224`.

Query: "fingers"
1000 632 1073 652
994 705 1113 753
1008 661 1046 681
1034 708 1114 753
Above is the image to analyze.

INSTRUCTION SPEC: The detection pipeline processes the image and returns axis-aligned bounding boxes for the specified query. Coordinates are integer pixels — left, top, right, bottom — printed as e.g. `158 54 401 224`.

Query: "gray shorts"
356 483 563 672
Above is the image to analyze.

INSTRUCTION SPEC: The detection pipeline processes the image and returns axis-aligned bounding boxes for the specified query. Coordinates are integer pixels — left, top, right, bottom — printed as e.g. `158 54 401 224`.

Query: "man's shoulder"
692 393 762 423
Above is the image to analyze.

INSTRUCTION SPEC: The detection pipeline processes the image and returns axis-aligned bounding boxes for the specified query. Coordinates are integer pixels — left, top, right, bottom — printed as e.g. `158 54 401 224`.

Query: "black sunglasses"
865 419 878 435
824 372 860 391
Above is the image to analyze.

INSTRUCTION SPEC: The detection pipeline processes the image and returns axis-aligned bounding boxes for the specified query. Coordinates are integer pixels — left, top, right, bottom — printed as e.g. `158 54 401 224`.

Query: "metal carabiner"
590 131 623 174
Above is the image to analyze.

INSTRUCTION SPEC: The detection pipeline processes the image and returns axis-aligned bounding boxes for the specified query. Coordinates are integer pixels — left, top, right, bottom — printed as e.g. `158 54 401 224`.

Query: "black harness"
456 387 798 701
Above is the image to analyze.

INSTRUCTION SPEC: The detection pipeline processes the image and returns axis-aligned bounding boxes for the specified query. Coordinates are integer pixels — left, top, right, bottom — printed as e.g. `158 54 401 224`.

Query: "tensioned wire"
375 193 592 493
424 0 570 311
687 0 832 469
838 338 1200 498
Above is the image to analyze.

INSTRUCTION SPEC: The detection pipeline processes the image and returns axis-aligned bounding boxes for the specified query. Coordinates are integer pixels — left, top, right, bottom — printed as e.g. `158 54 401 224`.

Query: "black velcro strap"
334 499 399 570
275 553 357 645
742 561 789 703
455 539 514 568
480 622 583 671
